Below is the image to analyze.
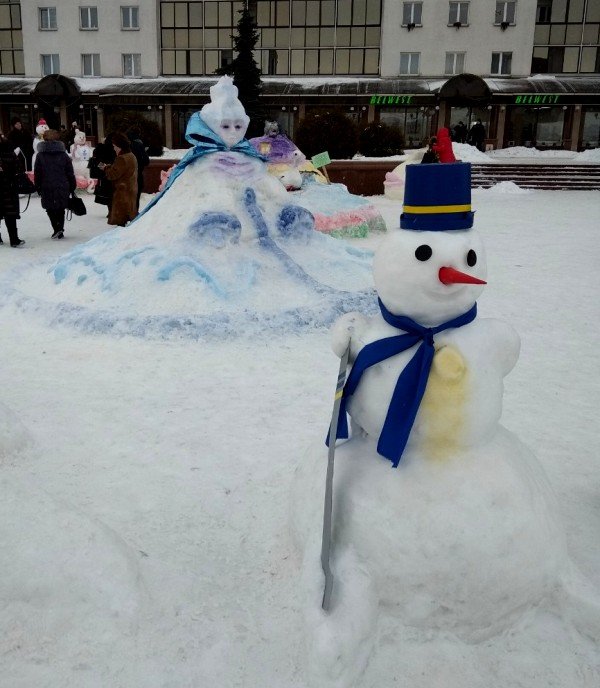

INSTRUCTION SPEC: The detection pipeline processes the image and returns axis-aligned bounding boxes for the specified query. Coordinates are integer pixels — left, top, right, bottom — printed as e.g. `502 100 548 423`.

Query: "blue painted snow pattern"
5 186 377 340
188 212 242 247
156 258 228 299
0 262 378 340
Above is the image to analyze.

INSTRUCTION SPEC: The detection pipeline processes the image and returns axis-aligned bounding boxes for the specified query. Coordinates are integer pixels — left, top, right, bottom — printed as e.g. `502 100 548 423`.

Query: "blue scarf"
331 299 477 467
134 112 266 221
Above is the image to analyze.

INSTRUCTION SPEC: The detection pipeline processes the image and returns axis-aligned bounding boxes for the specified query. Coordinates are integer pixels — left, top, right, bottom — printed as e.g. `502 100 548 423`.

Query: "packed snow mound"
453 142 496 163
480 180 534 194
0 477 142 674
292 180 387 237
489 146 575 159
576 147 600 162
13 153 376 339
0 402 32 461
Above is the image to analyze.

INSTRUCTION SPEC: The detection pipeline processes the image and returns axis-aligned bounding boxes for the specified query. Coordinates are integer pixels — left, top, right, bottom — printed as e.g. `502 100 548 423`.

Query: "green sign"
370 95 415 106
311 151 331 168
513 94 561 105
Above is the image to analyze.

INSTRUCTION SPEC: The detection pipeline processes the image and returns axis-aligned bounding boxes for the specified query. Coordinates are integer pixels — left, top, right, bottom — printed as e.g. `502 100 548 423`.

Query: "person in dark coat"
66 121 80 150
34 129 76 240
88 133 116 212
98 132 137 226
420 137 439 164
6 116 34 171
0 134 25 246
454 121 467 144
468 120 486 152
127 127 150 213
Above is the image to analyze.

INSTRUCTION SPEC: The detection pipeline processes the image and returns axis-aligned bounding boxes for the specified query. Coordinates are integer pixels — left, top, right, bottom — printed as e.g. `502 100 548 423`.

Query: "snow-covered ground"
1 186 599 687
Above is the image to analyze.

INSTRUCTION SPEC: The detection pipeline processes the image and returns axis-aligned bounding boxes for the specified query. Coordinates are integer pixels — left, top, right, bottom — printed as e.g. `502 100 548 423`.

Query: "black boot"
5 218 22 246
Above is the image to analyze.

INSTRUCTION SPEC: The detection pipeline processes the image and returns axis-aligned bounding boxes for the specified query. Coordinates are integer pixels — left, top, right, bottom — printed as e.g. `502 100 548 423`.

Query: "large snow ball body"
13 154 377 339
291 430 567 642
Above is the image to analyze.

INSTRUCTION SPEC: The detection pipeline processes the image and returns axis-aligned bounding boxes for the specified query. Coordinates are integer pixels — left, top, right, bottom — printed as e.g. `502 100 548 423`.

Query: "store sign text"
370 95 415 105
513 94 561 105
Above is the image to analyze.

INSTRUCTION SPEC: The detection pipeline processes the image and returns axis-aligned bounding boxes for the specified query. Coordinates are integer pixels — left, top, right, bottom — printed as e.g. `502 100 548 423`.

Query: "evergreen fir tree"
216 2 263 136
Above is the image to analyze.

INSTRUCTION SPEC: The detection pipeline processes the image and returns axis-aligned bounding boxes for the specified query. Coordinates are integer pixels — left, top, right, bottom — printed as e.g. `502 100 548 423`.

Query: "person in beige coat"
99 132 137 226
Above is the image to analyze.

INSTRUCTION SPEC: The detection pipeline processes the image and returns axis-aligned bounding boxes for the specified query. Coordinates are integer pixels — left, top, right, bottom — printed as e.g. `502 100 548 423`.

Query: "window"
39 7 57 30
402 2 422 25
445 51 465 74
122 52 141 77
80 6 98 29
548 46 564 72
491 51 512 74
220 48 233 69
121 6 139 30
399 52 419 74
536 0 552 23
82 53 100 76
448 2 469 24
495 1 516 24
41 53 59 75
0 0 24 75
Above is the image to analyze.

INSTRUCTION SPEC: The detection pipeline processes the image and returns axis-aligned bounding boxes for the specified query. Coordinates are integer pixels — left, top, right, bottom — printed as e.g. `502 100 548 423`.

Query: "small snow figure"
291 162 600 688
31 119 49 168
249 121 306 191
69 129 95 193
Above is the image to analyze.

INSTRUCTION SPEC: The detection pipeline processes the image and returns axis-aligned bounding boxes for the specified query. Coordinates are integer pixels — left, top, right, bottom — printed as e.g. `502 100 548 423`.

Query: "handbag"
67 192 87 217
17 172 36 195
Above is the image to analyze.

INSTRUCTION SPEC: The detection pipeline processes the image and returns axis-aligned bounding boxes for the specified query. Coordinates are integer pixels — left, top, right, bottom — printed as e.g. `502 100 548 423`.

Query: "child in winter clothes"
432 128 456 163
420 137 439 164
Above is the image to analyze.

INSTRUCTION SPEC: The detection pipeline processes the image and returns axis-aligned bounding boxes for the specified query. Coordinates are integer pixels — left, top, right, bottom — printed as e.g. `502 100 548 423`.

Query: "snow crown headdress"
200 76 250 135
401 162 474 231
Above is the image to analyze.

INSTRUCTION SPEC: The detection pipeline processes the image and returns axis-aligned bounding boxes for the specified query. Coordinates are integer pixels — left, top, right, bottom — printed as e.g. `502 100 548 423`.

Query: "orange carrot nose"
439 266 487 285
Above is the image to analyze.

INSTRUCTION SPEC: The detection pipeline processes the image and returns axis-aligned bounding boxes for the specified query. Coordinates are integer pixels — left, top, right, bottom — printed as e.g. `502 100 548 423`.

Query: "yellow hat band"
403 204 472 214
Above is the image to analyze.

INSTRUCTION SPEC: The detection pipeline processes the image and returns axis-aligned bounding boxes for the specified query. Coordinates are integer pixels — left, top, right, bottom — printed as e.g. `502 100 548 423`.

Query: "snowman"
291 162 600 687
31 118 49 168
69 129 95 193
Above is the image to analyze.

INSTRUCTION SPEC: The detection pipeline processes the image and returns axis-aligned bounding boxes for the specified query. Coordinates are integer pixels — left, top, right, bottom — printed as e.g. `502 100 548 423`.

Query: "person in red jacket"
432 127 456 163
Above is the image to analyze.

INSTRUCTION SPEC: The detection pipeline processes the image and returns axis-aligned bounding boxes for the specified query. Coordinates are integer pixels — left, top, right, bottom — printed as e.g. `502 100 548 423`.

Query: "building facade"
0 0 598 152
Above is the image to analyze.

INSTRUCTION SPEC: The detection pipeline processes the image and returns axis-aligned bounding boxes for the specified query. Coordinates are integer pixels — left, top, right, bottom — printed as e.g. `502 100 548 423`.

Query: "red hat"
38 119 47 126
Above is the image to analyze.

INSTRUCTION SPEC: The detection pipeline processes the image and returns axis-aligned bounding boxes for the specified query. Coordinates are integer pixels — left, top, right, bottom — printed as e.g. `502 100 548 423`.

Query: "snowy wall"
20 0 160 78
380 0 538 78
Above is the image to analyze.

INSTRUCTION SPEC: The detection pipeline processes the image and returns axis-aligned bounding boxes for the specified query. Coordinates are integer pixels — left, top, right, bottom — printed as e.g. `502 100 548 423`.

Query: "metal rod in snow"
321 346 349 612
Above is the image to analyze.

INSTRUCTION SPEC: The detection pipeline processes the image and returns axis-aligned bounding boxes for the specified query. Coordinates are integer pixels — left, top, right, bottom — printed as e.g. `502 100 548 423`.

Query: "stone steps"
471 164 600 190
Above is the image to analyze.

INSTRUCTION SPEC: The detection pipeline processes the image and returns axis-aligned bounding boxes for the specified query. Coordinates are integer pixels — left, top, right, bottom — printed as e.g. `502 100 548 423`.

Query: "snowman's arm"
331 312 368 360
483 319 521 376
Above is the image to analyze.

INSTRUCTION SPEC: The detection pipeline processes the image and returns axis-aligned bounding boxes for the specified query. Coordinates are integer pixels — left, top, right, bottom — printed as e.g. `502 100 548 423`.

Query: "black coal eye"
415 244 432 261
467 249 477 267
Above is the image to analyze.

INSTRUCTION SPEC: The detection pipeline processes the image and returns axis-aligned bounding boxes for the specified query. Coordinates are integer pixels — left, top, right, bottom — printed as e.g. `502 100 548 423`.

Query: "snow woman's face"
217 117 247 148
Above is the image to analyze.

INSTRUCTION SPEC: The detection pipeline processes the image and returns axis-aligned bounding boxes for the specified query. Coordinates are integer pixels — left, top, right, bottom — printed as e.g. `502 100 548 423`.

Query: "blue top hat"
400 162 474 231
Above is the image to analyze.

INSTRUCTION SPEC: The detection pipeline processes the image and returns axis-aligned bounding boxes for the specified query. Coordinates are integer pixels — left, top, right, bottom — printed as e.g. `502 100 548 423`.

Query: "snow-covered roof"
0 75 598 98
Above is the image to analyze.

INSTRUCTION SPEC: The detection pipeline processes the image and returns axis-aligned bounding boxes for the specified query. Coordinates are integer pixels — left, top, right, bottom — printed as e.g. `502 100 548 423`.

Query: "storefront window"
379 106 433 148
535 106 564 145
581 108 600 148
505 106 565 147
